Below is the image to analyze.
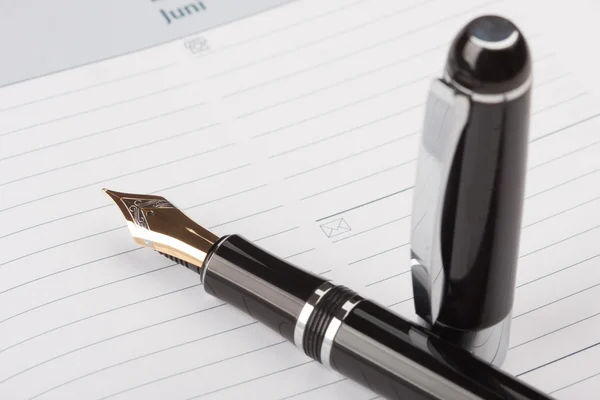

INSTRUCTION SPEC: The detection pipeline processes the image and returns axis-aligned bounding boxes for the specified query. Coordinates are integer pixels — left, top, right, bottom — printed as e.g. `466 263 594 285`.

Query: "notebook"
1 0 600 398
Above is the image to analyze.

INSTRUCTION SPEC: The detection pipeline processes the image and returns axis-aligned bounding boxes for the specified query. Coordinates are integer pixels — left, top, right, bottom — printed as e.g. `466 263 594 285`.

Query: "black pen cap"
445 15 531 95
410 15 532 365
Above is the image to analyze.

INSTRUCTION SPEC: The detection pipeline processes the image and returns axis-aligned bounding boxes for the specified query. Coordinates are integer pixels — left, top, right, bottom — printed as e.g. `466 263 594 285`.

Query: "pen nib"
103 188 219 273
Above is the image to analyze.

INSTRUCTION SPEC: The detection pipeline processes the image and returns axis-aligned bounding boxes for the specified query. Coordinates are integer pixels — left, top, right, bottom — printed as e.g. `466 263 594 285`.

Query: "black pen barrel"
333 300 551 400
202 234 328 342
201 235 553 400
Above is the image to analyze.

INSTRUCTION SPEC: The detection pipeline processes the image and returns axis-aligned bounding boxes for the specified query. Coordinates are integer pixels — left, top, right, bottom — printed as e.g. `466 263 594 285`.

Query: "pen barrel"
200 236 553 399
202 234 327 342
330 300 553 400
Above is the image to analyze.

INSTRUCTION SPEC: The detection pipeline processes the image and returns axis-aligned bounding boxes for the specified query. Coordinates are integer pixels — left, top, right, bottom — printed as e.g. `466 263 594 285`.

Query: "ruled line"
349 243 409 266
530 111 600 143
158 163 251 194
526 166 600 200
0 63 176 113
0 248 141 297
253 77 429 139
528 133 600 171
514 281 600 320
209 205 283 229
0 305 227 385
532 72 571 89
517 340 600 377
279 378 347 400
224 37 446 99
301 163 414 201
1 82 191 137
0 143 237 213
0 204 110 240
334 216 410 243
519 223 600 259
531 52 554 64
517 253 600 289
523 196 600 229
510 311 600 351
284 134 418 180
98 338 286 400
186 361 314 399
0 122 219 187
236 50 439 119
31 322 267 400
211 0 368 57
0 264 176 326
187 184 268 210
0 284 201 356
270 112 419 160
388 297 414 308
365 269 411 287
0 101 207 162
317 190 412 222
284 248 315 260
550 371 600 395
253 226 299 242
209 0 438 78
531 92 587 116
0 226 124 269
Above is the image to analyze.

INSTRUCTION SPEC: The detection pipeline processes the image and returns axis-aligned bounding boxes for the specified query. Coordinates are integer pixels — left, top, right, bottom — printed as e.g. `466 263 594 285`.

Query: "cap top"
470 15 516 43
445 15 531 95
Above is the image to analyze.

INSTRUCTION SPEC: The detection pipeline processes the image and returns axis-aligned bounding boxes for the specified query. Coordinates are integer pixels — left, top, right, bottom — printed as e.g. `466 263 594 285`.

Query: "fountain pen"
103 188 549 400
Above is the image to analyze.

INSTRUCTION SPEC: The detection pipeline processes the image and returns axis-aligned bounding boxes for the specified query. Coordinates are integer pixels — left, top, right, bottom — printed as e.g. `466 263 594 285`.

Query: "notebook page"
0 0 599 398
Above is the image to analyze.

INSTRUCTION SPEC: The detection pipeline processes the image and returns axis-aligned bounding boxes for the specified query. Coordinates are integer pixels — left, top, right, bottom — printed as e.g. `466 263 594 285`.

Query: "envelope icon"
320 218 351 238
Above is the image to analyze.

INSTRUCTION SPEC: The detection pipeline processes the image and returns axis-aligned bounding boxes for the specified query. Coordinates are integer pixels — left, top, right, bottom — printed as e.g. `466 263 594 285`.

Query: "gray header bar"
0 0 295 88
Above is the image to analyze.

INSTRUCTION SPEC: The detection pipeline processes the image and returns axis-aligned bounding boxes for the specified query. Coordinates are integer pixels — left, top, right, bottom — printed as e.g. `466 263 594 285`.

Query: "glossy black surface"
203 234 326 341
438 90 530 330
331 301 553 400
446 15 531 94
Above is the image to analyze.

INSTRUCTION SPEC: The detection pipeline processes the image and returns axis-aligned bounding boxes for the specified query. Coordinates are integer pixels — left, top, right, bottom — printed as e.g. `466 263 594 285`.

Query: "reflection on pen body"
104 15 553 400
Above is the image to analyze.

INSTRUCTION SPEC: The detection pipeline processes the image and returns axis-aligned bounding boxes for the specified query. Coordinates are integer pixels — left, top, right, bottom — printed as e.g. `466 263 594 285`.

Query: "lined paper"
1 0 599 398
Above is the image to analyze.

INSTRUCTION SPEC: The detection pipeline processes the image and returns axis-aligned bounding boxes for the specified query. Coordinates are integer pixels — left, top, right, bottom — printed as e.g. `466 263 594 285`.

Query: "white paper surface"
1 0 600 398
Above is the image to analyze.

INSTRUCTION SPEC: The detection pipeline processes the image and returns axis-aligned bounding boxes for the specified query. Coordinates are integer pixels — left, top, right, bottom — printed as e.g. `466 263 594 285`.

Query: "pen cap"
410 15 531 365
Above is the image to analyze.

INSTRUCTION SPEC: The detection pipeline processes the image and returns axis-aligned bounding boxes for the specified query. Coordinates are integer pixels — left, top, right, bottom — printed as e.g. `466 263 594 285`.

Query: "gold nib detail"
103 188 218 271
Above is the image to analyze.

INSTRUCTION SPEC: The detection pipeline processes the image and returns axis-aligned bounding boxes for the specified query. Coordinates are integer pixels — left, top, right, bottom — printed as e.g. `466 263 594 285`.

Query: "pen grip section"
202 234 327 342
